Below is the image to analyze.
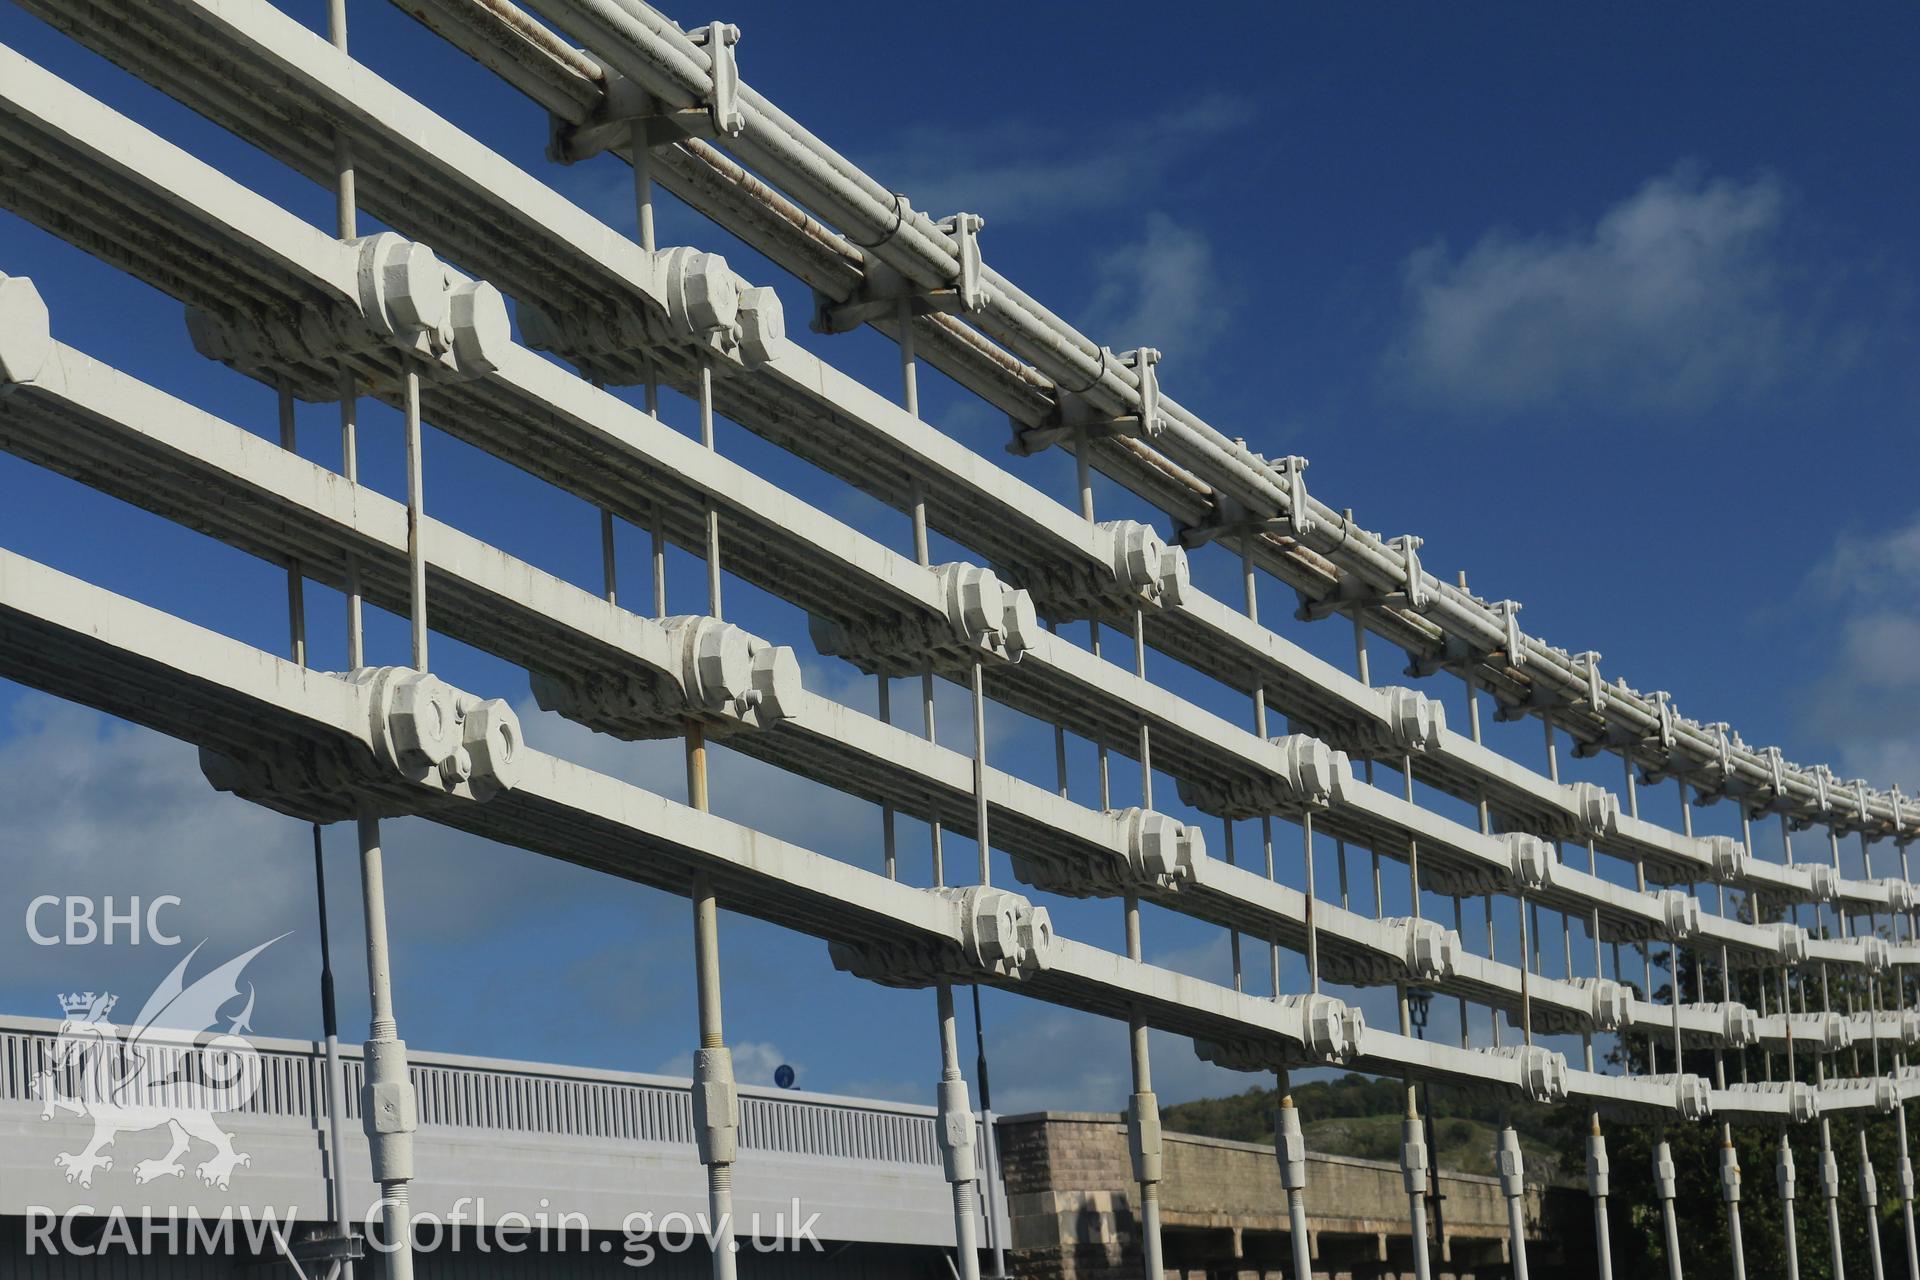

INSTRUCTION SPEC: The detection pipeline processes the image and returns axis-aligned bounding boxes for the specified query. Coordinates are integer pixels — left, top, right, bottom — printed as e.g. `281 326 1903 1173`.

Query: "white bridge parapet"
0 1014 979 1249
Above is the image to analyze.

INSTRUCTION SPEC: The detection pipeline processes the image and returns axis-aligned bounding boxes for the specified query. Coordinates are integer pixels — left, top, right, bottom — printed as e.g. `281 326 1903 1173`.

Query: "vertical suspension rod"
326 9 407 1279
686 726 739 1280
279 383 353 1280
1125 608 1164 1280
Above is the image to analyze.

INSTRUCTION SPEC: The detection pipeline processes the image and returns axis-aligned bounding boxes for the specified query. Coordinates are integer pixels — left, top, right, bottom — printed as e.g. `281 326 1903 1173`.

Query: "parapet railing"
0 1016 941 1168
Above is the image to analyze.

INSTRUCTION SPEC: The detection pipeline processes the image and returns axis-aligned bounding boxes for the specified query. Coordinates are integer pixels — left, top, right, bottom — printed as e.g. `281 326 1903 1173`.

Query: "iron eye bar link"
376 0 1918 851
0 39 1873 989
0 0 1898 923
9 320 1910 1075
0 0 1878 900
0 3 1913 1115
0 0 1867 898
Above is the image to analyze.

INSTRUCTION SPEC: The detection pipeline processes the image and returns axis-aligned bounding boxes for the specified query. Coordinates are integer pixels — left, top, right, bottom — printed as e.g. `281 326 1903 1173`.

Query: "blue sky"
1 2 1917 1113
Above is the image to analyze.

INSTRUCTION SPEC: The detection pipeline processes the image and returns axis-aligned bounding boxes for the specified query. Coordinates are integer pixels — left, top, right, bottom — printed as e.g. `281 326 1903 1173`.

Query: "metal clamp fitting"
1505 832 1556 893
811 563 1036 676
1279 993 1365 1064
1400 1117 1430 1195
1493 600 1524 667
1022 518 1187 621
531 619 800 742
1273 455 1313 540
937 212 990 313
1576 651 1606 713
939 885 1053 977
1587 1130 1610 1198
1570 781 1622 839
1104 520 1188 608
1011 807 1204 899
1398 916 1459 982
0 274 53 388
1491 1044 1569 1103
1180 734 1349 819
1776 923 1810 964
1128 1091 1163 1185
1274 1103 1308 1190
362 1038 417 1184
1652 1140 1678 1200
1498 1127 1527 1199
1117 347 1162 436
201 667 524 821
1659 888 1702 940
1706 835 1748 883
1116 807 1204 888
935 1077 977 1184
1337 686 1446 760
188 234 510 398
828 886 1052 988
692 1046 739 1166
1571 977 1631 1032
688 22 745 137
1388 535 1428 611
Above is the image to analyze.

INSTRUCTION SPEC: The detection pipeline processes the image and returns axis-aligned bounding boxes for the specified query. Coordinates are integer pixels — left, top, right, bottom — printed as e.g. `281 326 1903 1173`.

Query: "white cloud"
1082 213 1229 362
867 95 1252 229
976 932 1271 1114
1798 514 1920 790
1813 519 1920 598
0 695 312 1020
515 693 893 869
1384 165 1847 414
858 99 1246 368
655 1039 794 1089
0 684 889 1051
0 691 648 1036
981 1004 1251 1116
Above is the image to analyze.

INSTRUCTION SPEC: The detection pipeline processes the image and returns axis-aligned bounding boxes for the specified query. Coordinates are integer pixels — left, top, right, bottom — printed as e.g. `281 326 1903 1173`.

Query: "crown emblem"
59 991 116 1018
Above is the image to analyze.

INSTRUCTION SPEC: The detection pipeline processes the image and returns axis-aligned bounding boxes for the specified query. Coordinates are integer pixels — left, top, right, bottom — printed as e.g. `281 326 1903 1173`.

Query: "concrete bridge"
0 1015 1573 1277
998 1112 1568 1279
